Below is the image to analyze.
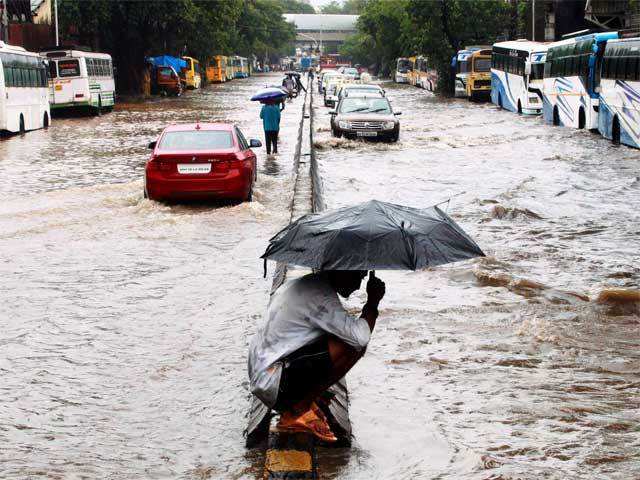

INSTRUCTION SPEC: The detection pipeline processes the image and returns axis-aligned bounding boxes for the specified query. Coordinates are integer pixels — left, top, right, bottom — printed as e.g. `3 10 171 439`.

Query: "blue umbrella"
251 87 288 102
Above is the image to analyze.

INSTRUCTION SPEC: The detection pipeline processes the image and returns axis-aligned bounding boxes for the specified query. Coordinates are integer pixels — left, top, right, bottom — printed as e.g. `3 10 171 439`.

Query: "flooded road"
312 82 640 479
0 74 301 479
1 72 638 480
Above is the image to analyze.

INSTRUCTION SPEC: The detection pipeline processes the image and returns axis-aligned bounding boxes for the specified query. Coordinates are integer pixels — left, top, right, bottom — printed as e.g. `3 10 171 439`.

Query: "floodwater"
0 73 637 480
312 82 640 479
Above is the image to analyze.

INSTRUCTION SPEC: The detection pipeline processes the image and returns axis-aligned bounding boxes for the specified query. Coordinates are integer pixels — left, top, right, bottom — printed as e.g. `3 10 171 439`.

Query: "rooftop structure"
283 14 359 53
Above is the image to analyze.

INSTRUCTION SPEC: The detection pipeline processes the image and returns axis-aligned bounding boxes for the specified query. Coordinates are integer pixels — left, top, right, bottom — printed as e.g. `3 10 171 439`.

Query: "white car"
338 83 385 101
324 75 346 107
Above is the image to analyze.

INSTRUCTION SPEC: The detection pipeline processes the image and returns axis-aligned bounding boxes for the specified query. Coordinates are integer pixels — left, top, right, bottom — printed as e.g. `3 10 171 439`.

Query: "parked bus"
319 54 350 70
598 37 640 148
453 49 473 97
466 49 492 100
542 32 618 130
407 56 418 86
414 56 431 89
491 40 548 114
206 55 228 83
232 56 250 78
395 57 413 83
40 47 114 115
0 41 50 133
181 56 202 89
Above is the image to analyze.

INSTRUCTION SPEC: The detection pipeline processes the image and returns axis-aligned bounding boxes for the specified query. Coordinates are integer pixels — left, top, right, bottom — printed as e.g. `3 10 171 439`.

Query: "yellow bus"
466 49 492 101
407 56 418 86
181 56 202 89
206 55 228 83
414 56 430 89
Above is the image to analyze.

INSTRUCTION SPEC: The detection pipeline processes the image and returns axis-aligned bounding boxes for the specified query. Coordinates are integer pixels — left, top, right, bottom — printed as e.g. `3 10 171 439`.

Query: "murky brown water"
1 74 638 479
0 74 301 479
312 82 640 479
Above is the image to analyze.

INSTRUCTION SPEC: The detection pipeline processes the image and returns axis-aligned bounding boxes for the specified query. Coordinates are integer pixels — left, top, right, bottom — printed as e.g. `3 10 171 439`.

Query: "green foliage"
321 0 367 14
348 0 510 93
348 0 411 75
279 0 316 13
59 0 295 93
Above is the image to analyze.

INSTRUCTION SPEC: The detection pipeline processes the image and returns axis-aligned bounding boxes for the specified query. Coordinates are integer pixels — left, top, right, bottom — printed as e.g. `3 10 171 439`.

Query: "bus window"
473 58 491 72
59 59 80 77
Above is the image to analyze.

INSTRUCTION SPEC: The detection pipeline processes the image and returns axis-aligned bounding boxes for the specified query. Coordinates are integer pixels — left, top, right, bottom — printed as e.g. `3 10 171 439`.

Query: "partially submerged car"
145 123 261 202
330 95 401 142
337 83 385 102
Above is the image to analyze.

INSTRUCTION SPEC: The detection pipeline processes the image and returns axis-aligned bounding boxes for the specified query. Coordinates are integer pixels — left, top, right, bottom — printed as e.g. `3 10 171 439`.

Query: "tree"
407 0 510 93
278 0 316 13
321 0 366 14
59 0 294 94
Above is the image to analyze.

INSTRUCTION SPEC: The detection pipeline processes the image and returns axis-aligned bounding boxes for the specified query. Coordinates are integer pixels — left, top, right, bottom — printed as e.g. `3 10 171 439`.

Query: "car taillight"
75 93 84 98
147 159 171 171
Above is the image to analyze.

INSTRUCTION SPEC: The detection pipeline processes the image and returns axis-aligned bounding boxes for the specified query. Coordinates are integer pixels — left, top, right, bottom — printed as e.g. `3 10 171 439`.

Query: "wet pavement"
0 73 638 479
312 82 640 479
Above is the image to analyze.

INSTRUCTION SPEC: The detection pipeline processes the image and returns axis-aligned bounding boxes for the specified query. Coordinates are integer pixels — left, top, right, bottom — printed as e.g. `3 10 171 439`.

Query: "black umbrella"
261 200 485 273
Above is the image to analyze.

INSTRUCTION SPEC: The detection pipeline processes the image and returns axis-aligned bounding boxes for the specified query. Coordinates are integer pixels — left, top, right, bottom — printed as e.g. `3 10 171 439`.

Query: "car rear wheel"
246 185 253 202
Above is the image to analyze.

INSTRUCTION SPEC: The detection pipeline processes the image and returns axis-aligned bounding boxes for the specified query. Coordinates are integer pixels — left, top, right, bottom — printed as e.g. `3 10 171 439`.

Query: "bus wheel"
43 112 49 129
612 116 621 145
19 114 25 135
498 94 503 109
578 108 585 129
553 106 560 126
96 98 102 116
517 100 522 114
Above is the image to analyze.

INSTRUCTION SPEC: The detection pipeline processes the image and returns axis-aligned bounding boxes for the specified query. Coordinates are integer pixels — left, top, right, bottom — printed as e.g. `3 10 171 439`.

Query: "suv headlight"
338 121 350 129
384 121 396 130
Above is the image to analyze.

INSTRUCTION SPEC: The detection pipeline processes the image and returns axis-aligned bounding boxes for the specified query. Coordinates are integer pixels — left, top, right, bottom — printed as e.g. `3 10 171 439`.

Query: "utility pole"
54 0 59 45
531 0 535 41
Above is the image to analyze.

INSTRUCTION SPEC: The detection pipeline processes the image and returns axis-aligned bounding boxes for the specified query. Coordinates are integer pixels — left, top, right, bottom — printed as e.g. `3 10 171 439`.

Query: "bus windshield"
397 59 412 71
457 60 469 74
473 58 491 72
530 63 545 80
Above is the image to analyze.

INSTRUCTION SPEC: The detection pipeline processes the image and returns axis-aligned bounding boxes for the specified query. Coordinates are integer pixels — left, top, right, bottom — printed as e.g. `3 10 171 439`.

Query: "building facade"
283 14 358 54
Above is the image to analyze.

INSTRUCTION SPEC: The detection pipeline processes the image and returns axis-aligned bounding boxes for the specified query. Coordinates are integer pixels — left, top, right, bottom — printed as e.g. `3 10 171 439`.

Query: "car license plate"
357 131 377 137
178 163 211 174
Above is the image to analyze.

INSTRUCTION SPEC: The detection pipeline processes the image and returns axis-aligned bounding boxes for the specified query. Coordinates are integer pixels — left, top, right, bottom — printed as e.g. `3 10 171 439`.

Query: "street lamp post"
54 0 59 46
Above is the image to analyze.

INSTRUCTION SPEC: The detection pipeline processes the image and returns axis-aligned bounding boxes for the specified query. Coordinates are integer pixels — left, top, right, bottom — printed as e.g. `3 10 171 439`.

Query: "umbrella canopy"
261 200 485 272
284 71 301 77
251 87 288 102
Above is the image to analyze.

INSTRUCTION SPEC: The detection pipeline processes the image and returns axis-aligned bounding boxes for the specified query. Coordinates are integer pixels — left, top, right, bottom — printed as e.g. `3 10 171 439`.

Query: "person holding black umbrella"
248 270 385 442
260 100 281 155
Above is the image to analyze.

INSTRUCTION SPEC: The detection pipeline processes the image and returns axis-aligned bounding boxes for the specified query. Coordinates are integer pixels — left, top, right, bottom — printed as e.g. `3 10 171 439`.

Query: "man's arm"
360 272 385 332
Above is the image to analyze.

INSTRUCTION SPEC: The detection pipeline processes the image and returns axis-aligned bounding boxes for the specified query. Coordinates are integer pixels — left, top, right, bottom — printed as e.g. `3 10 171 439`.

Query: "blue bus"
491 40 548 114
598 37 640 148
542 32 618 130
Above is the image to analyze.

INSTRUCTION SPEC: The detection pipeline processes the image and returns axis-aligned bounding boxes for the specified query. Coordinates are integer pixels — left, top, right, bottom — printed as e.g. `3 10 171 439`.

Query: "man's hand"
366 271 385 306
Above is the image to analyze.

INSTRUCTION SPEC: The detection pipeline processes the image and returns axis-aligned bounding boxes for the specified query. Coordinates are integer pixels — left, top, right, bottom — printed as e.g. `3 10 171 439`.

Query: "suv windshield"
339 97 391 114
159 130 234 150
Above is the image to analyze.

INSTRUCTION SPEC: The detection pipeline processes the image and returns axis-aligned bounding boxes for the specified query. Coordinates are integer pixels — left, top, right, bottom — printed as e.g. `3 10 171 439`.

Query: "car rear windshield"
339 97 391 114
159 130 234 150
58 59 80 77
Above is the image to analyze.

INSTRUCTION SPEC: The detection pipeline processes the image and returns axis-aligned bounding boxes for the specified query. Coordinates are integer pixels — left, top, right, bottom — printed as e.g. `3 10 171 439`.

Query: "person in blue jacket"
260 100 283 155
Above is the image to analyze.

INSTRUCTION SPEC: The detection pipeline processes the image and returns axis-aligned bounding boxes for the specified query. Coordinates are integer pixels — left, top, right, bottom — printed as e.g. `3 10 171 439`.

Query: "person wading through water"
260 99 284 155
248 271 385 442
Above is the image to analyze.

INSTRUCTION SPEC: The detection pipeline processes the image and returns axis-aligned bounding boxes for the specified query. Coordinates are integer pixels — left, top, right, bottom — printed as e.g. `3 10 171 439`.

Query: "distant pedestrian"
260 100 281 155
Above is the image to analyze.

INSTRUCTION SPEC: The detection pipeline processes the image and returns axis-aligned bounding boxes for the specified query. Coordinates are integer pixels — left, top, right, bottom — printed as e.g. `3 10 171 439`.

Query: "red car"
144 123 262 202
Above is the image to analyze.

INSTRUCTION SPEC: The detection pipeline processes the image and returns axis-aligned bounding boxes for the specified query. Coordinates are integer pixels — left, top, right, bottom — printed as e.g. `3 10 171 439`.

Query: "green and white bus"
40 48 115 114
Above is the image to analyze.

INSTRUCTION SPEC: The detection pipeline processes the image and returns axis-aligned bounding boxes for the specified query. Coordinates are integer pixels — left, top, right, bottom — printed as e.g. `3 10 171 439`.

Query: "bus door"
53 59 81 104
